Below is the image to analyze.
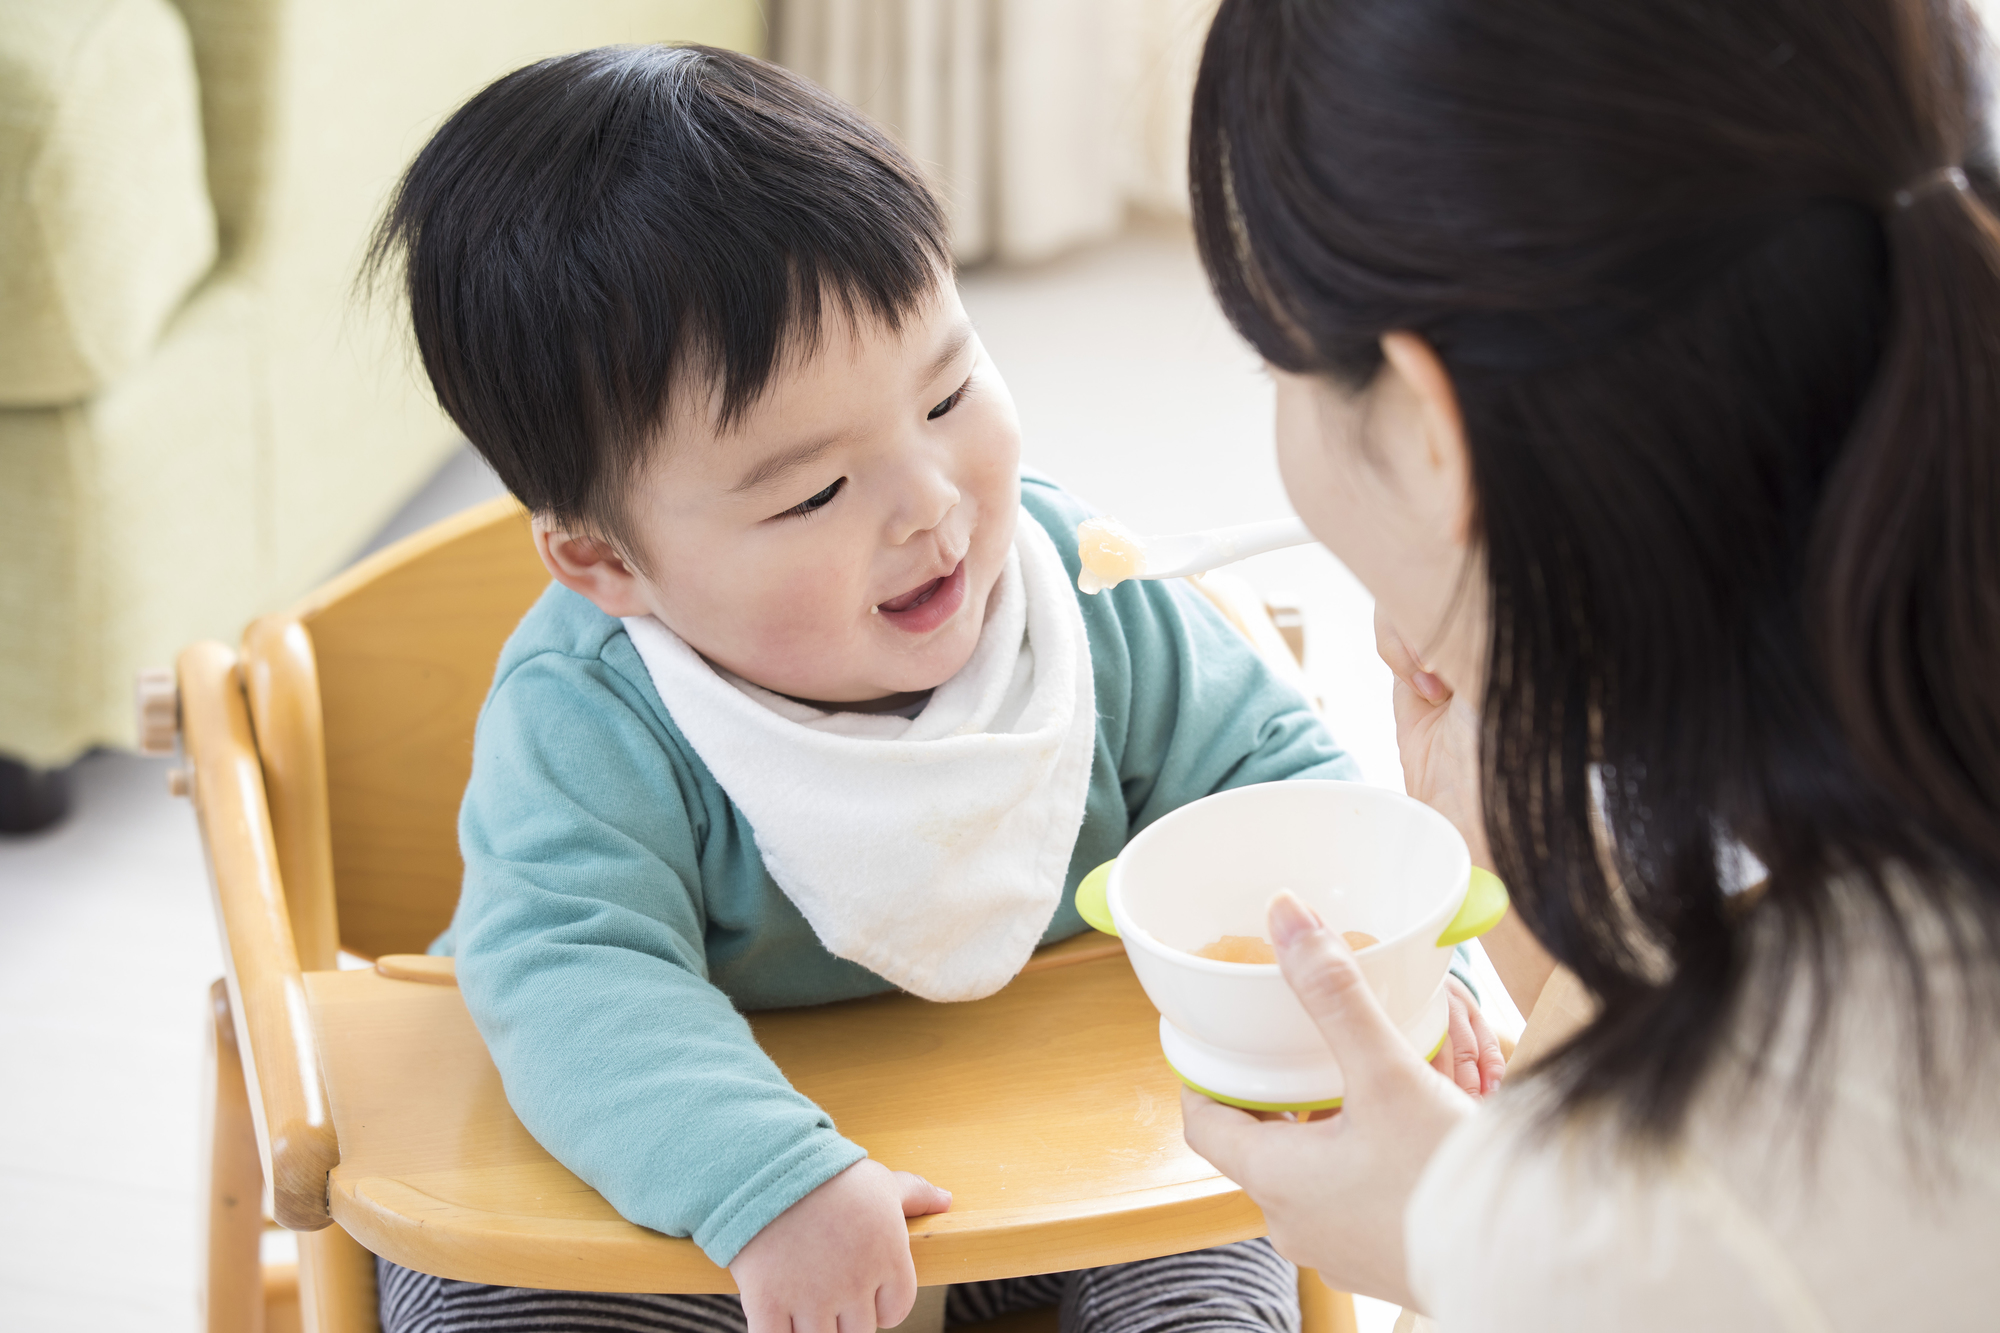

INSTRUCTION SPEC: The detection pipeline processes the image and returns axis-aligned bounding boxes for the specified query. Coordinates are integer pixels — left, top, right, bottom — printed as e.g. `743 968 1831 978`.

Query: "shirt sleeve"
451 649 865 1267
1088 562 1361 831
1403 1093 1801 1331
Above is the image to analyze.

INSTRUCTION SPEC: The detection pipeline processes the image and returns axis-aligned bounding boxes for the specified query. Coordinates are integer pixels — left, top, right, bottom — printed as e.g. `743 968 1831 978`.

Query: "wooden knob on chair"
1264 597 1307 666
135 668 180 755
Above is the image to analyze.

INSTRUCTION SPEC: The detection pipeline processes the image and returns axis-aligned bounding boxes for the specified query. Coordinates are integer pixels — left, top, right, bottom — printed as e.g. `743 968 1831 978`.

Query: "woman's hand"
1181 892 1474 1307
1376 606 1491 871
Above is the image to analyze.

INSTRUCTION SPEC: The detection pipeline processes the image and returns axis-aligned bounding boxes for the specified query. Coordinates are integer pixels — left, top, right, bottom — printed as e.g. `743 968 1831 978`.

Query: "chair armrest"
178 640 339 1230
0 0 217 405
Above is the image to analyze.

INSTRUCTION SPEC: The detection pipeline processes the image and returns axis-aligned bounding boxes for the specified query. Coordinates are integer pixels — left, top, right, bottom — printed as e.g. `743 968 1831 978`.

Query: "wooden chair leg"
298 1224 381 1333
1300 1269 1359 1333
265 1259 302 1333
203 979 267 1333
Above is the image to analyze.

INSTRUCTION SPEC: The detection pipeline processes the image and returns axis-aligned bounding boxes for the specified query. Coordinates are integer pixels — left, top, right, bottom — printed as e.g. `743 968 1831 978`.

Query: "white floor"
0 223 1502 1333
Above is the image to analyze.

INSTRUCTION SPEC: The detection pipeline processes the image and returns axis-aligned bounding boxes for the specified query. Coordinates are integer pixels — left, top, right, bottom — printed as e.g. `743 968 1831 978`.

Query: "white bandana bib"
621 510 1096 1001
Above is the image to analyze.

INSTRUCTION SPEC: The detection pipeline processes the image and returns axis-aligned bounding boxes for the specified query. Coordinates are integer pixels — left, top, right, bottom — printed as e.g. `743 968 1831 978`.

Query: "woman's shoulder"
1407 947 2000 1331
1405 1085 1794 1328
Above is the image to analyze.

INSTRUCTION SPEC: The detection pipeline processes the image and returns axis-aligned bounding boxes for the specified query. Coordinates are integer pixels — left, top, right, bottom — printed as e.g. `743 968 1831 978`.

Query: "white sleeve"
1402 1093 1828 1333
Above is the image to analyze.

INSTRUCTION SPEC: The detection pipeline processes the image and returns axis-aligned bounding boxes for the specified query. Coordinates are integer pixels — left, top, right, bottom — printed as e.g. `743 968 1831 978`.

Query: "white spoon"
1075 516 1314 592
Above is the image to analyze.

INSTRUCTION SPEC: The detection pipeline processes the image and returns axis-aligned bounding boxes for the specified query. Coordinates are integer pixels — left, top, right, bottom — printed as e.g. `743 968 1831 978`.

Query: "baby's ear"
532 519 652 618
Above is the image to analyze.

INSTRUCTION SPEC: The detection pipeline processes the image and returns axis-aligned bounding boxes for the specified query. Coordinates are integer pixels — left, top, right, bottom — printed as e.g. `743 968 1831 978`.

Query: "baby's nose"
890 466 962 544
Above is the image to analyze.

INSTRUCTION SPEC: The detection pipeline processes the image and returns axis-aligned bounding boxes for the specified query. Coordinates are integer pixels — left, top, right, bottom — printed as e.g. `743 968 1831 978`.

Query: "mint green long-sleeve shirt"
443 475 1359 1266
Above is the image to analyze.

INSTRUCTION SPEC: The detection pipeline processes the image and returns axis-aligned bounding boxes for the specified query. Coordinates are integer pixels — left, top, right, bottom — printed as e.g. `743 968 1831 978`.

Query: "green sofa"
0 0 760 825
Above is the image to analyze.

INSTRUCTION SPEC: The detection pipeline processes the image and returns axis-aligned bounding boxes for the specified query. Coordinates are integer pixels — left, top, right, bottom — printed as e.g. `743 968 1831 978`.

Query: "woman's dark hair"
1192 0 2000 1139
364 45 949 552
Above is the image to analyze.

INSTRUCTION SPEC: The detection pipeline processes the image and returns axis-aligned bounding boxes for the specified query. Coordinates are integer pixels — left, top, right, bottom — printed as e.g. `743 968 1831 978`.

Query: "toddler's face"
537 283 1023 706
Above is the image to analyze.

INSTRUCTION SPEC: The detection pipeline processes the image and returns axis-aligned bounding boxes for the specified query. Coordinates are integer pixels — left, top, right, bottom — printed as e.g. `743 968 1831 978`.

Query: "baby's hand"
729 1159 952 1333
1430 974 1506 1098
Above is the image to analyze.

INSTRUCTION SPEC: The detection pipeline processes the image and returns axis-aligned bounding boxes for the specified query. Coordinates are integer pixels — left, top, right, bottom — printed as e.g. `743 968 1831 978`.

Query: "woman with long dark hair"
1179 0 2000 1323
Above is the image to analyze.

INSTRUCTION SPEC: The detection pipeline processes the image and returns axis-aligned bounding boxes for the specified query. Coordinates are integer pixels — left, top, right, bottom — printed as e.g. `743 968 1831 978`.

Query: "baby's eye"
928 377 972 420
783 477 845 519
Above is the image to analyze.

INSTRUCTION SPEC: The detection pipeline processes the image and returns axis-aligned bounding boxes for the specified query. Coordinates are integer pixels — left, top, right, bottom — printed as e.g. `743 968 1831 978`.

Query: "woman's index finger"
1178 1083 1276 1175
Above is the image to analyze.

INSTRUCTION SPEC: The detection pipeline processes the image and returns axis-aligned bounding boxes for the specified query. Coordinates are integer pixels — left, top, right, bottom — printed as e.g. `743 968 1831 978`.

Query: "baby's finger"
872 1271 918 1331
1445 976 1507 1096
738 1297 790 1333
1480 1024 1507 1095
1467 1007 1507 1096
891 1170 953 1218
1443 986 1483 1097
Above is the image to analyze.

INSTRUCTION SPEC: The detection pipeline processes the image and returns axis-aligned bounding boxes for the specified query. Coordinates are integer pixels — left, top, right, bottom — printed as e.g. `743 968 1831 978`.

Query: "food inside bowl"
1191 929 1378 964
1193 934 1277 963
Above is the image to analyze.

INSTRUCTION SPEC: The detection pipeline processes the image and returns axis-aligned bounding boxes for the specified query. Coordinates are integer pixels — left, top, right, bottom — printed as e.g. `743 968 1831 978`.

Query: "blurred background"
0 2 1469 1329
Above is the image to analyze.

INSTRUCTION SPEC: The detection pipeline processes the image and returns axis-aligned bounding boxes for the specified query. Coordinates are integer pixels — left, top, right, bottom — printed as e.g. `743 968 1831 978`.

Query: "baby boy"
365 42 1496 1333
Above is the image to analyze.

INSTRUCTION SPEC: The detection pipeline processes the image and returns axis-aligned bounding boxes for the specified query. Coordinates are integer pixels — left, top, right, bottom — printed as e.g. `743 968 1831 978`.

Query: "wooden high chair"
164 497 1365 1333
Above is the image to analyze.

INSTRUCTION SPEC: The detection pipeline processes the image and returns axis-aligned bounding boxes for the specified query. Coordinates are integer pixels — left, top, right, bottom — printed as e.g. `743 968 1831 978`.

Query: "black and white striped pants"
377 1238 1299 1333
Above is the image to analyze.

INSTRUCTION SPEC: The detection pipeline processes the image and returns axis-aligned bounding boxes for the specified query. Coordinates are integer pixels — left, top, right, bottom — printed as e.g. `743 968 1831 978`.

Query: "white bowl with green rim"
1075 779 1507 1111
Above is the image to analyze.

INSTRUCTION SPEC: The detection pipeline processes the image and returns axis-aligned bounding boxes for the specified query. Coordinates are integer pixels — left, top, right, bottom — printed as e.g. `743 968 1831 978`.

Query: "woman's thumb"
1268 891 1412 1093
892 1171 953 1218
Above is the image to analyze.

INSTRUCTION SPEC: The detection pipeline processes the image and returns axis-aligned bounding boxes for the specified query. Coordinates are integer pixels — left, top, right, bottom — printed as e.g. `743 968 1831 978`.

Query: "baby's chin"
731 614 982 709
732 564 1003 705
869 616 986 696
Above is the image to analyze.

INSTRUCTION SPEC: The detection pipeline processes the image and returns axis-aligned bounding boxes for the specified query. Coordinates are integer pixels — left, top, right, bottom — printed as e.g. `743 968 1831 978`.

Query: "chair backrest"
242 501 1317 967
242 497 547 964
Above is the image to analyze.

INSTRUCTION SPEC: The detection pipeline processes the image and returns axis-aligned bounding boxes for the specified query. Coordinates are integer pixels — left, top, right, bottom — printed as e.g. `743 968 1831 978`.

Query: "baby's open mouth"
879 573 947 613
875 561 968 632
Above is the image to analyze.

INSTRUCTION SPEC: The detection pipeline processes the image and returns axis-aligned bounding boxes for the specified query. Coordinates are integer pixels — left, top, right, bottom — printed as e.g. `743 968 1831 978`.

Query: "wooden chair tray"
308 938 1264 1293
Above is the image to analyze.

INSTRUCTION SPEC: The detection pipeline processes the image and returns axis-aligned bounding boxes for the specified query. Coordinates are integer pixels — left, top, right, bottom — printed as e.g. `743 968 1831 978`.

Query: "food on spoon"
1192 929 1379 964
1076 517 1147 593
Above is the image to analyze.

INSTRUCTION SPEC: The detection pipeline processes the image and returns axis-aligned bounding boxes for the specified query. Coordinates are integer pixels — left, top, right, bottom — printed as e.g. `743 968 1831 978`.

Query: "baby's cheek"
753 563 865 658
972 421 1023 499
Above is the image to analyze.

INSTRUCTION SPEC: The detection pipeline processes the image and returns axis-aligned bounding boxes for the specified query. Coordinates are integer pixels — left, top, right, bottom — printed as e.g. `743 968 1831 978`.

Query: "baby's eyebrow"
729 435 840 495
925 322 975 385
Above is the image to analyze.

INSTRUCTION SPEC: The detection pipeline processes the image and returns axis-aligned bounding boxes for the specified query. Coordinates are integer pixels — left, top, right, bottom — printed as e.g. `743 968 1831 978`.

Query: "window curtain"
772 0 1219 264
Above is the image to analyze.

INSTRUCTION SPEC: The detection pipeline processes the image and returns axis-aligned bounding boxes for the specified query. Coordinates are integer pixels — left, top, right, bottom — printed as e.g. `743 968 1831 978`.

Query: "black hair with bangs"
1192 0 2000 1145
365 44 950 549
